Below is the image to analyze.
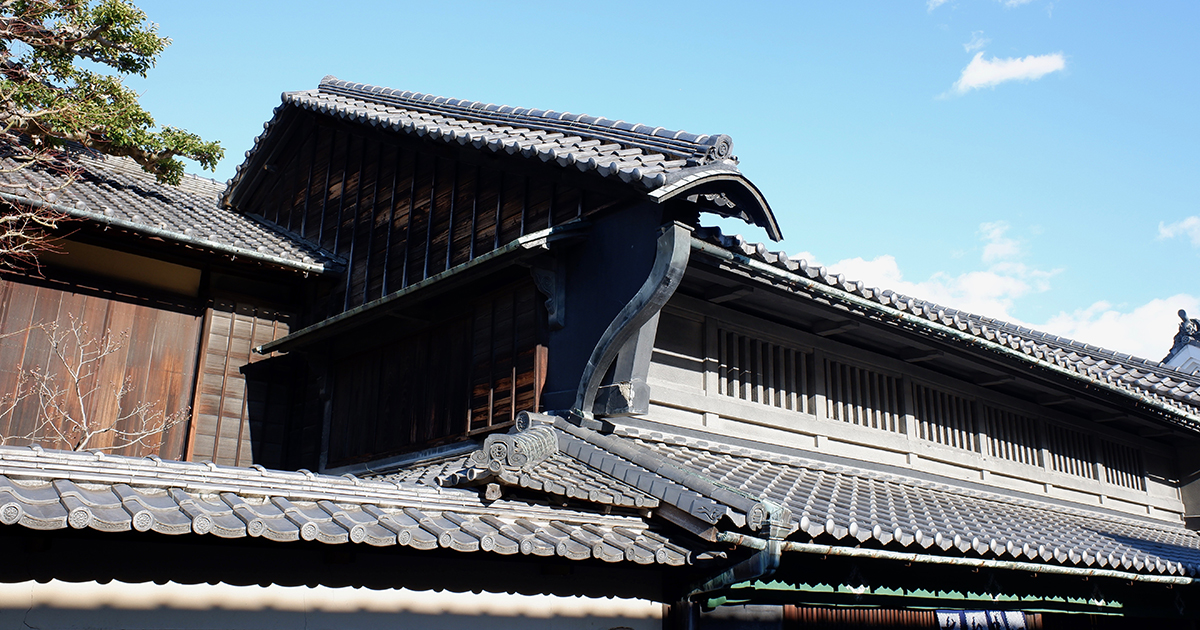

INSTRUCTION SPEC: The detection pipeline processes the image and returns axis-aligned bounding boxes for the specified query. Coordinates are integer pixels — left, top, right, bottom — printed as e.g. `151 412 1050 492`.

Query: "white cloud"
1159 216 1200 246
979 220 1020 263
792 221 1052 323
789 221 1198 358
1000 0 1035 6
927 0 952 11
963 31 990 53
1039 294 1200 361
951 51 1065 94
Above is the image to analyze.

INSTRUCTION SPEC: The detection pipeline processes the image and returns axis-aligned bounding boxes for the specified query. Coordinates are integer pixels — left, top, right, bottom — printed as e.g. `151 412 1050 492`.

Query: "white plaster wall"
0 580 662 630
1165 345 1200 375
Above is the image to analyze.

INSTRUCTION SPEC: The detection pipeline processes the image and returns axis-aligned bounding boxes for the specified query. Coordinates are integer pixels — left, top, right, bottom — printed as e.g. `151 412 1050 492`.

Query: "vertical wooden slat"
317 131 339 249
401 152 419 289
423 156 438 281
445 161 458 272
342 138 366 312
493 172 504 251
469 165 481 261
360 141 383 306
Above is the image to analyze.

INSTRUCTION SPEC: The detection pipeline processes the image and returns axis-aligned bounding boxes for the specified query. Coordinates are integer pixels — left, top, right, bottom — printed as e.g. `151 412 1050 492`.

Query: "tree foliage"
0 0 223 185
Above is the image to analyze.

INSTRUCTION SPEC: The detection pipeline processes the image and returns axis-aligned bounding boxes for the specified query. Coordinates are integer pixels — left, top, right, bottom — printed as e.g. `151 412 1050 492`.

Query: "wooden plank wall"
187 300 293 467
327 280 545 467
0 276 199 458
249 122 616 320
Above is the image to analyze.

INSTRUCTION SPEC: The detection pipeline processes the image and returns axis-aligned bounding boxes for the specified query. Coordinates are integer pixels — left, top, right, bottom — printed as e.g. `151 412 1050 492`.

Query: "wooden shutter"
187 300 292 466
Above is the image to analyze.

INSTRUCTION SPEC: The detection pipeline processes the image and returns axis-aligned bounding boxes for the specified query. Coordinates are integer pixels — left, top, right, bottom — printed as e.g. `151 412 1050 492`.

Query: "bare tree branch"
0 315 188 454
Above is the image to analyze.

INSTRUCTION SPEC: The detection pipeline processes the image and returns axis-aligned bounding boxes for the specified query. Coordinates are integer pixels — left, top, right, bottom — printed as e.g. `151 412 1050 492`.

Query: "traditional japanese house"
2 77 1200 629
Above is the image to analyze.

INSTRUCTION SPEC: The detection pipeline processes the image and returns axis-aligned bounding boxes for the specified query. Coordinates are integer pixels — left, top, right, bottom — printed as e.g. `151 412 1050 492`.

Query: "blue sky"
129 0 1198 360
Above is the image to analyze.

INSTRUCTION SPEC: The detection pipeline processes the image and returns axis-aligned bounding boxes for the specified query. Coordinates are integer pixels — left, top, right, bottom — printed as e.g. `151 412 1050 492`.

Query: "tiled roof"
0 147 337 274
432 418 1200 578
692 226 1200 424
431 420 725 521
229 76 737 197
614 426 1200 577
0 445 693 566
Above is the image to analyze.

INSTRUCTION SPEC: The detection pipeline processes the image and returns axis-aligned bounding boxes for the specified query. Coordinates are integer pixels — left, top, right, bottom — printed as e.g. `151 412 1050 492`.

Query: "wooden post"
812 349 828 422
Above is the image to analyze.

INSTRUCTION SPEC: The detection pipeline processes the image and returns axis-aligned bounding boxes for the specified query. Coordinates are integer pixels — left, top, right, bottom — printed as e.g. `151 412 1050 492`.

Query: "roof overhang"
256 221 590 354
0 190 332 276
688 236 1200 431
649 167 782 242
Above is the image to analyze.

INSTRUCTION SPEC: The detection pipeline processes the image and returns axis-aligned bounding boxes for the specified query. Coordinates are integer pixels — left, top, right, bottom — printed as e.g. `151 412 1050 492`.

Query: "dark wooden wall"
0 275 199 458
326 279 545 467
246 119 620 321
187 299 293 467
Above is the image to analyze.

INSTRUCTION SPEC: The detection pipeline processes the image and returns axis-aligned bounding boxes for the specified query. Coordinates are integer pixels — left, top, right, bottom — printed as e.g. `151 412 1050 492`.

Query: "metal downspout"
688 538 783 599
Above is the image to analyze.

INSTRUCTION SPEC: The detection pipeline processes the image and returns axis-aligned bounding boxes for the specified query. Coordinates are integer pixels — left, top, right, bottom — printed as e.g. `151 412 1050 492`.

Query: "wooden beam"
898 348 943 363
704 285 753 304
653 503 719 543
813 319 859 337
973 374 1015 387
1037 394 1074 407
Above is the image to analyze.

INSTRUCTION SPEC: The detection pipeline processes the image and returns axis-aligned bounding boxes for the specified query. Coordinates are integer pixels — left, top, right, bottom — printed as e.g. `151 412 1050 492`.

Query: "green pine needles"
0 0 223 185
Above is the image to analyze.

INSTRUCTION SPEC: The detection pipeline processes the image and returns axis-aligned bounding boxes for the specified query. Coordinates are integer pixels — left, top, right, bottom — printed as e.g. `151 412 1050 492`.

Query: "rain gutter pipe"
717 532 1197 587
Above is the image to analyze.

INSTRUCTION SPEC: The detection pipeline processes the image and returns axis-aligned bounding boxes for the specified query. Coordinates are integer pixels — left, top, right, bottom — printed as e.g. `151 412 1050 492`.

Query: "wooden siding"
647 297 1174 515
247 121 619 320
327 280 545 467
0 276 199 458
187 300 293 467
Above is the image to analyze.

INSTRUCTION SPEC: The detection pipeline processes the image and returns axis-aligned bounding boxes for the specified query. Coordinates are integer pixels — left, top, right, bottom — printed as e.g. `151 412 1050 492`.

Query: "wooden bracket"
813 319 859 337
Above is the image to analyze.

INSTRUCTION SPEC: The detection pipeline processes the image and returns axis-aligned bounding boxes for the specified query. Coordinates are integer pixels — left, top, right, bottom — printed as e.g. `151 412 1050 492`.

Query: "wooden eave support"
898 348 943 363
1037 394 1074 407
973 374 1015 387
812 319 859 337
704 285 753 304
256 222 590 354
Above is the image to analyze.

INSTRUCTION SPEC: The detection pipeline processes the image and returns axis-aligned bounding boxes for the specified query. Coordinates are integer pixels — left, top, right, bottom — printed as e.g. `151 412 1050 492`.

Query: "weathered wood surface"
244 120 618 320
0 276 199 458
326 280 544 466
187 300 293 467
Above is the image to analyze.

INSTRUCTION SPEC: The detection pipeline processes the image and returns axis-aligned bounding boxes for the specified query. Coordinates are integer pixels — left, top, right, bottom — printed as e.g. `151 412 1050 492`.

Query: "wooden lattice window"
981 405 1041 467
1102 440 1145 491
911 383 976 451
1046 424 1094 479
824 359 903 433
716 328 812 414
